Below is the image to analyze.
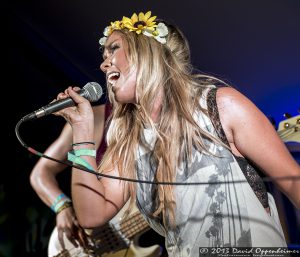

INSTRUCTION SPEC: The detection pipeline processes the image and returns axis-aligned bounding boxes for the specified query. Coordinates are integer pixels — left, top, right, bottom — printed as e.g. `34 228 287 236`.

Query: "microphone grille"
83 82 103 102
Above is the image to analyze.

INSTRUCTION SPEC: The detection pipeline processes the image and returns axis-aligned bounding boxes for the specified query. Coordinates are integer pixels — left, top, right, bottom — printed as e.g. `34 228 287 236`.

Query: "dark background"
4 0 300 256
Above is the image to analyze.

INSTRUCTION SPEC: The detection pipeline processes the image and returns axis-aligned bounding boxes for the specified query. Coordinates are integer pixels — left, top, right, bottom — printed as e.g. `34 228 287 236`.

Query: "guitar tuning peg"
283 113 292 118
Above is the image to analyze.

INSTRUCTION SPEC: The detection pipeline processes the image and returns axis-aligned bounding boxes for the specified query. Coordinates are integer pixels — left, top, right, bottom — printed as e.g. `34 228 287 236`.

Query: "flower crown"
99 11 168 46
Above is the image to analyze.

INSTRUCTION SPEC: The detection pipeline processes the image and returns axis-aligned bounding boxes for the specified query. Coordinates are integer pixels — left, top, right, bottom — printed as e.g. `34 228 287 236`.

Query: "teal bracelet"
70 149 96 157
68 149 96 170
53 198 72 213
50 193 70 212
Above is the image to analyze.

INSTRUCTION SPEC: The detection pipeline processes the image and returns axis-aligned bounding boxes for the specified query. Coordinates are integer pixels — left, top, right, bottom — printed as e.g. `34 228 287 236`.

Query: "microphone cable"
15 116 300 186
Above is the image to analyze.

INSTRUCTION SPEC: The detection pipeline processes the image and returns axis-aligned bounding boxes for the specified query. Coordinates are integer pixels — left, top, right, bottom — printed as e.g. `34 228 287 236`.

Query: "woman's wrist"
72 129 94 145
72 117 94 134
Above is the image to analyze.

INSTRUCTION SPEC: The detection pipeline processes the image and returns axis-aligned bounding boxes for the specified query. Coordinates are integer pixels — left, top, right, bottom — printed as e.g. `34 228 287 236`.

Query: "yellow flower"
105 20 123 36
110 20 123 30
122 11 157 35
99 11 168 46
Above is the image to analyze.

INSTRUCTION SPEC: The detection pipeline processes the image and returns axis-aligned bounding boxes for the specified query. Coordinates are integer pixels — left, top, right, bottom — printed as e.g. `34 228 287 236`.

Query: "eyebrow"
102 39 118 59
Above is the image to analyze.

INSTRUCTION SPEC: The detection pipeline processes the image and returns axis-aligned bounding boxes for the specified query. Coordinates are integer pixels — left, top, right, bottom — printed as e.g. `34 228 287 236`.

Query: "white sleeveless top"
135 89 286 257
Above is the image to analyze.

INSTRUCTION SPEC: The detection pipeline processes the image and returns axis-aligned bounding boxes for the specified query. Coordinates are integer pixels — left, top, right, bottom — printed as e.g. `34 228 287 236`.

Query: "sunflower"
103 20 123 36
99 11 168 46
122 11 157 34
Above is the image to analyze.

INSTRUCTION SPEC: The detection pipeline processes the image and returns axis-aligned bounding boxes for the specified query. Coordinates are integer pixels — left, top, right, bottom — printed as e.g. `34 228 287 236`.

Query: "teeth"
107 72 120 84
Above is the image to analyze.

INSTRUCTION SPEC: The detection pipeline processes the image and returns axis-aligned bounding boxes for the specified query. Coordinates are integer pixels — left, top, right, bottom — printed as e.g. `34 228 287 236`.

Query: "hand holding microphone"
54 86 95 126
16 82 103 154
23 82 103 122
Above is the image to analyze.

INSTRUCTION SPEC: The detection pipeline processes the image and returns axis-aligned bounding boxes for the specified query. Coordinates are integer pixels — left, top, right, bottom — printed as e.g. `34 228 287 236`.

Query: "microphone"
22 82 103 122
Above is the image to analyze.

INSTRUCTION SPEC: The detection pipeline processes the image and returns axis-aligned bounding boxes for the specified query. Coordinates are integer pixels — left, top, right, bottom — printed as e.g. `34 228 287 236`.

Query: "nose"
100 57 112 73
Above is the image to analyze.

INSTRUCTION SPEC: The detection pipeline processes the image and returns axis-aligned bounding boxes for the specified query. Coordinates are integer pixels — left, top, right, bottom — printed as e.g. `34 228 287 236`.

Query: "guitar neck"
119 211 150 239
48 204 159 257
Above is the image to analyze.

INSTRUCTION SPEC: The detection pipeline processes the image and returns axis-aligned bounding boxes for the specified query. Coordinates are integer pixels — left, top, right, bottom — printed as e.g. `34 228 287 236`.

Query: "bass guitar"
48 203 162 257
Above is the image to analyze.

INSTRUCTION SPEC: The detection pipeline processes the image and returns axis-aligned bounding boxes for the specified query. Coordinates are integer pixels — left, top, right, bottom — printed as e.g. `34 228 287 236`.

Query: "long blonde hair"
99 21 227 225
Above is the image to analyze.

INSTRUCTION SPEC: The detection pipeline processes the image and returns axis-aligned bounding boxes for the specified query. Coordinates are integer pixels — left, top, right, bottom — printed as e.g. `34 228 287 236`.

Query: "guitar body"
48 202 162 257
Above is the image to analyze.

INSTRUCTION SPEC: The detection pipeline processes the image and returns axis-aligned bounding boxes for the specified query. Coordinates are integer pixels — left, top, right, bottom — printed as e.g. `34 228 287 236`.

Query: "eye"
102 43 120 60
110 44 119 53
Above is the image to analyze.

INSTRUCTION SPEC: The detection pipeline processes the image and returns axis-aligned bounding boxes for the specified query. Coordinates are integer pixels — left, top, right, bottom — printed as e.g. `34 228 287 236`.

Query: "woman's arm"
54 87 129 228
217 87 300 209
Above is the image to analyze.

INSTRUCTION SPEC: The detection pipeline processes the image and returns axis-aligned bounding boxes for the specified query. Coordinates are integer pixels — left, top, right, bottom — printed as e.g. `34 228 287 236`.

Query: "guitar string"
81 215 144 253
281 131 298 140
277 124 298 136
119 212 150 237
123 223 149 239
54 223 133 256
56 228 148 257
121 218 148 237
278 129 299 140
279 127 297 135
87 213 149 255
281 132 296 139
88 211 148 242
91 219 147 255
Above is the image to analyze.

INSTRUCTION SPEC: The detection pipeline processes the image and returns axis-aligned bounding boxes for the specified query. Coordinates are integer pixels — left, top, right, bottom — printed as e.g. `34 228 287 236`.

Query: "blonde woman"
55 11 300 256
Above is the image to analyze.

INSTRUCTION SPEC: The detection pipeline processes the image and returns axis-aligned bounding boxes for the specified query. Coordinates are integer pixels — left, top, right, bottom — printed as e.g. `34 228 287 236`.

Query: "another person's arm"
30 104 106 247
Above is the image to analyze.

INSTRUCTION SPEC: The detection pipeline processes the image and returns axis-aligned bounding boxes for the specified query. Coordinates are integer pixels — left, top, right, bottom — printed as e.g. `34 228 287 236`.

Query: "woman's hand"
54 86 94 128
